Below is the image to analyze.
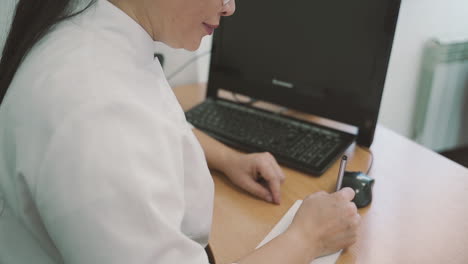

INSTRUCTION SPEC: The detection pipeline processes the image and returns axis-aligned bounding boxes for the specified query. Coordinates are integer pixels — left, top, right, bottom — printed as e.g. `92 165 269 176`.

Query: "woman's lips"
203 23 219 35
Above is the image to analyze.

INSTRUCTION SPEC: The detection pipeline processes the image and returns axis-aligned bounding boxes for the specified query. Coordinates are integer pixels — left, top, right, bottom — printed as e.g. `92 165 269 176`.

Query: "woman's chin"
184 38 203 52
163 37 202 52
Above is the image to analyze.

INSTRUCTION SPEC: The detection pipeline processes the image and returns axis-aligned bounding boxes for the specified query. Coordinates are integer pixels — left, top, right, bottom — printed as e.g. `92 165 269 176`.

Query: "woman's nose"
220 0 236 17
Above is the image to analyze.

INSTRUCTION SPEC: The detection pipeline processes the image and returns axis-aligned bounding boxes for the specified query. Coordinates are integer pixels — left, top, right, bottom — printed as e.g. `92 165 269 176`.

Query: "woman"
0 0 360 263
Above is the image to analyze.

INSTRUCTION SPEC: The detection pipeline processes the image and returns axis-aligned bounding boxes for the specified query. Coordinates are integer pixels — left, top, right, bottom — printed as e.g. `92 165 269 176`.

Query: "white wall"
377 0 468 138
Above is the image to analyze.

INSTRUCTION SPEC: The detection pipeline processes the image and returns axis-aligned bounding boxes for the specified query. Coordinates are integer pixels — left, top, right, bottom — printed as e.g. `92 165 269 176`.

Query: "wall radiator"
413 38 468 152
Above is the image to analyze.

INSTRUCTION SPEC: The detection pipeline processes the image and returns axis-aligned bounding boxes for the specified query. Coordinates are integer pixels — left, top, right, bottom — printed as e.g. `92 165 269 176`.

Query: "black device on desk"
342 171 375 208
186 0 401 175
335 156 374 208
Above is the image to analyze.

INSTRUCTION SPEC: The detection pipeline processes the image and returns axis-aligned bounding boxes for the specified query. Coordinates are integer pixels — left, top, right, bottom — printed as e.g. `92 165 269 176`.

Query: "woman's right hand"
287 188 361 259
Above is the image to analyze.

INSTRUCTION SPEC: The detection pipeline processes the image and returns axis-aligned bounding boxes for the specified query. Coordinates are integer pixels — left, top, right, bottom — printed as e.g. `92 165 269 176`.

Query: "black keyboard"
186 98 355 175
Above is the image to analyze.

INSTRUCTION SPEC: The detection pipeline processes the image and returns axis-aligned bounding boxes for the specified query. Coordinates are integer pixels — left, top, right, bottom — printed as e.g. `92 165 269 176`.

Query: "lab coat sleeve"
187 121 195 130
35 99 210 263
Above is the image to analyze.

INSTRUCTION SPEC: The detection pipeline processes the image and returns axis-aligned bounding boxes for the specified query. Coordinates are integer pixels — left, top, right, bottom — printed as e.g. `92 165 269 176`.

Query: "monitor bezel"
206 0 401 147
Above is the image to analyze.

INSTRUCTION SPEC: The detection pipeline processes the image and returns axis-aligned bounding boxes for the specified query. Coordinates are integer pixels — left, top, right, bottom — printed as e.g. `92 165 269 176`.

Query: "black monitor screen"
208 0 400 144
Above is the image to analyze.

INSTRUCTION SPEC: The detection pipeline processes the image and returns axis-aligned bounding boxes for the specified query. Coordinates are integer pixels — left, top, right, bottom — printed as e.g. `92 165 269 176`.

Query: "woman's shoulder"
10 18 159 115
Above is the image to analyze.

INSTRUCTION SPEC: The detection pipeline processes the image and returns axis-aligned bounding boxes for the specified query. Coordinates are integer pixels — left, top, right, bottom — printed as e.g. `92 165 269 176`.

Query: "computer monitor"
206 0 401 147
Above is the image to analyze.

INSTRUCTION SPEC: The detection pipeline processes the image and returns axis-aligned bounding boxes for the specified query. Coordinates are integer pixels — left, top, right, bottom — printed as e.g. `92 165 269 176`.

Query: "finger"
335 187 355 201
266 153 286 184
257 161 282 204
268 177 281 205
346 201 358 216
242 179 273 203
340 232 358 248
350 213 361 229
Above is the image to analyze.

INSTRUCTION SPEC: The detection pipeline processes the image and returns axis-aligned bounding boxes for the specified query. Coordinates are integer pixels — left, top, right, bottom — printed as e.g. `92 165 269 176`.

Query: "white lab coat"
0 0 214 263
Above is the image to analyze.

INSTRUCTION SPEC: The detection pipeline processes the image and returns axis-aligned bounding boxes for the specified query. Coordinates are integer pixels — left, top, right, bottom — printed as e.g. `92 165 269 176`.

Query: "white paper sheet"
256 200 342 264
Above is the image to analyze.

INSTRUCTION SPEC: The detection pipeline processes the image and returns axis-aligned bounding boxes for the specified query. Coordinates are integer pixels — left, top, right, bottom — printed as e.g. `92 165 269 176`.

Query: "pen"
335 155 348 192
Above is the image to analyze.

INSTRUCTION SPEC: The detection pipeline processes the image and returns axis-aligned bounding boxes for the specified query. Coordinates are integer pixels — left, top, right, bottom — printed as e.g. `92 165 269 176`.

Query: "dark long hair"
0 0 96 105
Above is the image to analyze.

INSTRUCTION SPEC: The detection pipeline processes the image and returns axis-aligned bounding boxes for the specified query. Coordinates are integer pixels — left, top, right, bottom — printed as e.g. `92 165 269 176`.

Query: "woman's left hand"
222 152 286 204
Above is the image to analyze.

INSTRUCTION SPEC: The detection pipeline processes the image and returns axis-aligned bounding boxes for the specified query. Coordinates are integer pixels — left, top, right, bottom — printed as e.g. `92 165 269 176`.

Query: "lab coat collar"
90 0 157 64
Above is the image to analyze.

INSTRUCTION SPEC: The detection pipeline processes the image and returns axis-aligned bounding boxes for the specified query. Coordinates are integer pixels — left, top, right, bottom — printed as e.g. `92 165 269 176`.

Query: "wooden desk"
174 83 468 264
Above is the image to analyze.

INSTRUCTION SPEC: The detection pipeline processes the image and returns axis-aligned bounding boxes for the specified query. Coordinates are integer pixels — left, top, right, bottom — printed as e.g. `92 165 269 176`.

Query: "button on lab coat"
0 0 214 263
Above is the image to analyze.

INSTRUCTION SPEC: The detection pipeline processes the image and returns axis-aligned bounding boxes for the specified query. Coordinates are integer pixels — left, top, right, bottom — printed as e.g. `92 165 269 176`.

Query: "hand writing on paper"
287 188 361 258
